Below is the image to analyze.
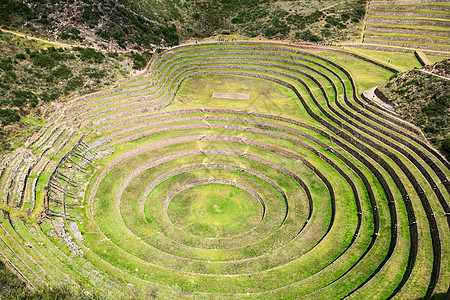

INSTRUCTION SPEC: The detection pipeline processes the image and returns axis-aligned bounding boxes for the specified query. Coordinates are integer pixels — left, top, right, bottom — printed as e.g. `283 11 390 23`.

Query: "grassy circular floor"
167 183 263 238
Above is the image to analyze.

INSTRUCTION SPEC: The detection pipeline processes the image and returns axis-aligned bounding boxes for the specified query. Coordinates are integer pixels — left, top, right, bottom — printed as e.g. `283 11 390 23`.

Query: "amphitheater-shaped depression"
0 42 449 299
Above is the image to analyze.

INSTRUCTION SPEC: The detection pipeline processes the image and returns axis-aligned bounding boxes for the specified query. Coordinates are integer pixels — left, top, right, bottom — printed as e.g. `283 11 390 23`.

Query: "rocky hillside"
0 0 179 50
1 0 366 50
377 59 450 159
0 30 150 155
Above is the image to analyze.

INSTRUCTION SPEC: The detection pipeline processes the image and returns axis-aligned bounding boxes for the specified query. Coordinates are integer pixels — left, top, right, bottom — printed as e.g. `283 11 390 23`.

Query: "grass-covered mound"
377 59 450 159
0 42 448 299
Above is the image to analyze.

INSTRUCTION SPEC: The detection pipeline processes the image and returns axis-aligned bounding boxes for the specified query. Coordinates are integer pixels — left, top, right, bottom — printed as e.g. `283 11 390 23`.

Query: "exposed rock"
69 222 84 242
52 218 84 257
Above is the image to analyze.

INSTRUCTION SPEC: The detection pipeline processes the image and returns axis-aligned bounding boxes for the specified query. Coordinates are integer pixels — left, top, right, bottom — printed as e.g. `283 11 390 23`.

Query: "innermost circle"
168 183 263 238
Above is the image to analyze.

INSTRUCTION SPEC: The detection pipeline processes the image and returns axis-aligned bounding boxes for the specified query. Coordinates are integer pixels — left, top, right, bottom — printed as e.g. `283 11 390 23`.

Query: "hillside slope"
0 30 148 155
377 59 450 159
1 0 367 50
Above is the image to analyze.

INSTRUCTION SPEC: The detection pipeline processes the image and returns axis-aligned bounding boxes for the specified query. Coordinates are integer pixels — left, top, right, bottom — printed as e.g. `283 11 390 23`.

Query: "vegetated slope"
175 0 366 41
0 42 448 299
0 258 96 299
362 0 450 54
377 59 450 159
0 30 149 155
0 0 366 49
0 0 180 50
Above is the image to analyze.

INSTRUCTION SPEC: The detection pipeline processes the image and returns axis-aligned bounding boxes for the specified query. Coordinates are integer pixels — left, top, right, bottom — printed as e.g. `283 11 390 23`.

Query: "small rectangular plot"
211 92 250 100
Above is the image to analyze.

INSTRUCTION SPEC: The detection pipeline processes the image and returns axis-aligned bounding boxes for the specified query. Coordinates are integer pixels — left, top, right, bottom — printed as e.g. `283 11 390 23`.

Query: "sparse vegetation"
1 0 367 49
0 31 132 155
378 59 450 158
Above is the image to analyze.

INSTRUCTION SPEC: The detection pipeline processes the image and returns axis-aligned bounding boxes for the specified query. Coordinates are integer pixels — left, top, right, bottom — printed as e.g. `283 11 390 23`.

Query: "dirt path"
1 28 155 54
363 86 397 114
420 69 450 81
1 28 75 48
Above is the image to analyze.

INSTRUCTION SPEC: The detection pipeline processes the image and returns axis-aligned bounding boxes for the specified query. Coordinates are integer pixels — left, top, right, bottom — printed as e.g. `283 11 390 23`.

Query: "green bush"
0 57 13 71
74 47 105 63
29 50 40 58
60 28 83 41
0 0 36 26
295 30 322 42
32 54 56 69
264 18 290 38
325 15 346 29
65 76 84 92
130 53 148 70
40 90 61 102
4 70 17 82
304 10 324 24
379 59 450 159
321 28 332 37
0 108 20 125
15 53 26 60
11 90 38 108
52 64 72 79
341 13 350 22
271 9 289 19
441 136 450 159
81 9 101 27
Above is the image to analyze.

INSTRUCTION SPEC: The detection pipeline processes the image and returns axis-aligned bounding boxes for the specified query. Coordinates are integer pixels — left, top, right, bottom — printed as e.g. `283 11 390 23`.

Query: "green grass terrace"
0 41 449 299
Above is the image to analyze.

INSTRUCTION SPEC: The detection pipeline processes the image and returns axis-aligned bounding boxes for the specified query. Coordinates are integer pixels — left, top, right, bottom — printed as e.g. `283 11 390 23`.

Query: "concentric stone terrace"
0 42 449 299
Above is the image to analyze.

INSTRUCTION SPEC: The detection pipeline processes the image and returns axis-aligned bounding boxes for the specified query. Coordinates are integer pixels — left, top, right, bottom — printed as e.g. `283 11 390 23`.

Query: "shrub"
29 50 40 58
295 30 322 42
286 14 306 30
271 9 289 19
15 53 26 60
0 57 13 71
321 28 332 37
32 54 56 69
355 8 365 18
60 28 83 41
4 70 17 82
107 52 119 58
0 109 20 125
52 64 72 79
37 13 50 25
130 53 148 70
40 90 61 102
65 76 84 92
11 90 38 108
87 70 106 79
325 15 346 29
81 9 101 27
441 136 450 159
0 0 36 26
74 47 105 63
264 18 290 39
305 10 324 24
341 13 350 22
